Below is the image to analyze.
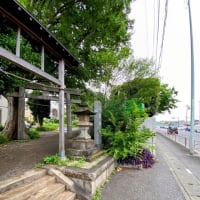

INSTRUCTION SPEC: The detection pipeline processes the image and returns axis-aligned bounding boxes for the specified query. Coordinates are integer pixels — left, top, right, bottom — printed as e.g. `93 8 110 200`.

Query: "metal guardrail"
157 129 200 154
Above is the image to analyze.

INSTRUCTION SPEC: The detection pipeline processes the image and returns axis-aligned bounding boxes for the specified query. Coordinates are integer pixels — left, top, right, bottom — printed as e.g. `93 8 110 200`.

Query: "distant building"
0 95 8 125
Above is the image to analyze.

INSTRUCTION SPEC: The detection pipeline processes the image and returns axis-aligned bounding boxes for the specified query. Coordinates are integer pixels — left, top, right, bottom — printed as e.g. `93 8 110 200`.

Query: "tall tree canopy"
18 0 134 88
0 0 134 139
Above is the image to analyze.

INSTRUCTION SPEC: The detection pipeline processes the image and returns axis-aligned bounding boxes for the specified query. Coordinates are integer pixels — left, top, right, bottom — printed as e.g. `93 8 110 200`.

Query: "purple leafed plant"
117 149 155 168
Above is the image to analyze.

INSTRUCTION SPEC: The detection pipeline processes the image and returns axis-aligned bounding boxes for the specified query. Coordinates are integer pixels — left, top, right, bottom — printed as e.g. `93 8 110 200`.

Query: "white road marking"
185 168 192 174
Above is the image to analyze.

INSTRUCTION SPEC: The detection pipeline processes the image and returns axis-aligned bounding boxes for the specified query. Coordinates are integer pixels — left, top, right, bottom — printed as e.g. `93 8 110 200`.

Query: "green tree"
27 91 50 126
18 0 133 87
158 84 178 113
111 78 178 117
1 0 134 139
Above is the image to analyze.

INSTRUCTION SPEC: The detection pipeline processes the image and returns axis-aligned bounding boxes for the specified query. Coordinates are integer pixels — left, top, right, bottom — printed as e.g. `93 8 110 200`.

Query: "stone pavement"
101 133 200 200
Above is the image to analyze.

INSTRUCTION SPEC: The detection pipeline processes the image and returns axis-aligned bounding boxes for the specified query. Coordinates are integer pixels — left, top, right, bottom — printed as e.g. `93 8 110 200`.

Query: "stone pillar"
94 101 102 149
17 87 25 140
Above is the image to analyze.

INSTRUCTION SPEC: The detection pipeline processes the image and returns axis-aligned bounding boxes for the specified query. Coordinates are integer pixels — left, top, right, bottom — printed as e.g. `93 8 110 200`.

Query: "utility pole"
188 0 195 155
199 101 200 125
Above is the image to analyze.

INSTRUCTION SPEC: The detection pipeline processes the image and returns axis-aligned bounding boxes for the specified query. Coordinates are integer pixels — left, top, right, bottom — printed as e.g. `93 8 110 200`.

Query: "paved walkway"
1 132 200 200
102 133 200 200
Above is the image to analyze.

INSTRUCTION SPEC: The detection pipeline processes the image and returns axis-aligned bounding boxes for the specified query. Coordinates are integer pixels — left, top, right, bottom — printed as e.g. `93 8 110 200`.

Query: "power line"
152 0 156 62
158 0 169 68
144 0 149 57
155 0 161 68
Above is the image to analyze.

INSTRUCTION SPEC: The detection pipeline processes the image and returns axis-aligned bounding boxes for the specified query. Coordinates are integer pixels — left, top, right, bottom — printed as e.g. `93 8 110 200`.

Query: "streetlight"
186 105 190 125
199 101 200 125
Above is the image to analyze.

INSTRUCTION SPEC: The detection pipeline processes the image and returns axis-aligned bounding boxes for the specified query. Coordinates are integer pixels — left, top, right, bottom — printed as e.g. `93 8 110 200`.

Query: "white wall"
0 95 8 125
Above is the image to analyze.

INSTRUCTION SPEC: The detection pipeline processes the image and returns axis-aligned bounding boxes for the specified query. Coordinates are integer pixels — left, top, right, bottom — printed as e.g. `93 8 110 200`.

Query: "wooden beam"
16 27 21 57
25 84 82 95
58 59 65 159
0 47 61 86
8 92 81 104
25 93 58 101
70 99 81 104
41 46 45 71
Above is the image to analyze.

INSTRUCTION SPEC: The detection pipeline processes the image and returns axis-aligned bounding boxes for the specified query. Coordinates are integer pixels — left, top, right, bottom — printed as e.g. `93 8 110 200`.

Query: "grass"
28 128 41 139
41 154 86 168
36 122 58 132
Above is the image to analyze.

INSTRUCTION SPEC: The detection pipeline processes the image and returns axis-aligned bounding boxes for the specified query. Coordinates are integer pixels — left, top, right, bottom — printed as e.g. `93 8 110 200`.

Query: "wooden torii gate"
0 0 79 159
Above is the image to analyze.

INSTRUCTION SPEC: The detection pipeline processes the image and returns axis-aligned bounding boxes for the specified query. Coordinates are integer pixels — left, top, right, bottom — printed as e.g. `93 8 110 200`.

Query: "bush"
102 98 155 168
102 128 154 160
36 123 58 131
28 128 41 139
0 133 8 144
117 149 155 168
0 124 4 131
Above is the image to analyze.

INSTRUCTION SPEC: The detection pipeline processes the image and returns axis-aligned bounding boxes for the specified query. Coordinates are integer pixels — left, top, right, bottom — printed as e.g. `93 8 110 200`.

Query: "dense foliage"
102 99 155 163
18 0 134 88
110 78 178 116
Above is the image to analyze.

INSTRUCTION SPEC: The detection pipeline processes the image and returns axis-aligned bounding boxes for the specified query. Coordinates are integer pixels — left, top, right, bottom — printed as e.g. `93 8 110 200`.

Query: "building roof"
0 0 79 67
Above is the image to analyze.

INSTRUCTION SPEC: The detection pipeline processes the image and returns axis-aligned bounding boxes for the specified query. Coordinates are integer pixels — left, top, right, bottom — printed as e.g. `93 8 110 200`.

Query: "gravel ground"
0 132 59 181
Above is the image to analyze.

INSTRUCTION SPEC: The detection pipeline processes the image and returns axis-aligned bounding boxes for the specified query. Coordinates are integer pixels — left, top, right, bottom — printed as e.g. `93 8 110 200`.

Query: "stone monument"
66 103 97 157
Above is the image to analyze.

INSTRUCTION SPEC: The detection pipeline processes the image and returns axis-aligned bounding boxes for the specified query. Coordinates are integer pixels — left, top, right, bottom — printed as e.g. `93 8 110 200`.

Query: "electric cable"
158 0 169 68
155 0 161 68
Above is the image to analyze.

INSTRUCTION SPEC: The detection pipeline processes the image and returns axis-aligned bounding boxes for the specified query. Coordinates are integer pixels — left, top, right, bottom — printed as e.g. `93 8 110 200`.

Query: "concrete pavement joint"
157 137 200 200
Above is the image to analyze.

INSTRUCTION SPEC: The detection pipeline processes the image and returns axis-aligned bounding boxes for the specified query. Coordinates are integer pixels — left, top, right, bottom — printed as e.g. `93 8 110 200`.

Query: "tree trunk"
2 96 27 140
2 96 18 139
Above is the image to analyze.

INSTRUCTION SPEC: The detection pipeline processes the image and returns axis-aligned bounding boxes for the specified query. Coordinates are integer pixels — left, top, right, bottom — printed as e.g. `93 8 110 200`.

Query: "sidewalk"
101 134 200 200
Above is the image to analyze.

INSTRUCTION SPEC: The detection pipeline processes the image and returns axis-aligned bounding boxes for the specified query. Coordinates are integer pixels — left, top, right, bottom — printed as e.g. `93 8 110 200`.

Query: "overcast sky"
130 0 200 122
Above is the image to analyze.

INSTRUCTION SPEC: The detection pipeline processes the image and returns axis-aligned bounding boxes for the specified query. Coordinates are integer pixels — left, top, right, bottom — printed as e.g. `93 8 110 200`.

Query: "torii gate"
0 0 79 159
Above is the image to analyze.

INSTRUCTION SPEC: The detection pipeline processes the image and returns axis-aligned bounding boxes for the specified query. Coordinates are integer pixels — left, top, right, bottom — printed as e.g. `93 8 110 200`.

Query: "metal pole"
199 101 200 125
188 0 195 155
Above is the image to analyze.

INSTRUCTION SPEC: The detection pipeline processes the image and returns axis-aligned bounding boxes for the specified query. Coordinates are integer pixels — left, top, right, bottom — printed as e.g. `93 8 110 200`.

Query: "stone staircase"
0 169 78 200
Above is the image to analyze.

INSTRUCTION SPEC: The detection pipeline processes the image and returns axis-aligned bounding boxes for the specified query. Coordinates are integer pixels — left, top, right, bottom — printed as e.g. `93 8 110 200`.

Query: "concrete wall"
0 95 8 125
141 117 156 157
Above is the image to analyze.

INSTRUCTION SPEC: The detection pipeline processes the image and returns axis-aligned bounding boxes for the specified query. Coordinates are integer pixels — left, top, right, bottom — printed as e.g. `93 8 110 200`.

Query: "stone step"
0 169 46 193
0 175 55 200
28 182 65 200
56 191 76 200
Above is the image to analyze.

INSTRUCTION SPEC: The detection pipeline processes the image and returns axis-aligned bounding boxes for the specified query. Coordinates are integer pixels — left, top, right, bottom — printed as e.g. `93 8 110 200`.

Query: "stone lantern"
74 103 95 140
66 103 97 157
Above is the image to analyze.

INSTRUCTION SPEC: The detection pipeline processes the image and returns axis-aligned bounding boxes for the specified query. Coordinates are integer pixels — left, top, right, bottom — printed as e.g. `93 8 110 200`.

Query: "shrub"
102 128 154 160
117 149 155 168
43 154 69 166
102 98 155 168
0 133 8 144
0 124 4 131
28 128 41 139
36 123 58 131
